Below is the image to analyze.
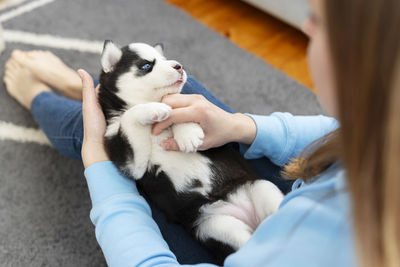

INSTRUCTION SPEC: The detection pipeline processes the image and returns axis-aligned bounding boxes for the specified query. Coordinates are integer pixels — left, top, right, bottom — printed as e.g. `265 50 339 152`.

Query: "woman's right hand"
152 94 257 151
78 69 109 168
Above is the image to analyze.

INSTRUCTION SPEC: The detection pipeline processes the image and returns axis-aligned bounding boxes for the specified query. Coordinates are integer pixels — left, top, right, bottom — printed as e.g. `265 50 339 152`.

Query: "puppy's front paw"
135 103 172 125
172 123 204 153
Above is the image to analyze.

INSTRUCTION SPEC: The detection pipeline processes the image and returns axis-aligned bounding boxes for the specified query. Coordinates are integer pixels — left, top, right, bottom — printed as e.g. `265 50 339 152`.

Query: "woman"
3 0 399 266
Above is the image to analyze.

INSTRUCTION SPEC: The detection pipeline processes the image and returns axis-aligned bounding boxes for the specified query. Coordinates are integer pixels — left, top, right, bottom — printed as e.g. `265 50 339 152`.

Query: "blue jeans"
31 75 292 264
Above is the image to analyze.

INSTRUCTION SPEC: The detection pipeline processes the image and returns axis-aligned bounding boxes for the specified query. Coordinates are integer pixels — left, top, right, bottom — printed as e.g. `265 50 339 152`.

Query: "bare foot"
11 50 83 100
3 58 51 110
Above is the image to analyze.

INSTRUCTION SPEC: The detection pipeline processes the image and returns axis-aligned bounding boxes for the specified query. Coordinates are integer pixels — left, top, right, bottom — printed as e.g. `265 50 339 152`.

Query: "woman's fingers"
152 107 199 135
154 94 209 135
161 137 209 152
78 69 106 140
161 94 204 108
79 69 97 126
79 69 95 106
78 69 109 168
160 138 180 151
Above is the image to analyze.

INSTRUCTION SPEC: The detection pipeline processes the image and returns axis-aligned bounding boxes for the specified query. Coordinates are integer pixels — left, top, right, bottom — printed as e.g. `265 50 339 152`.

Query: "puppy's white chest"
150 131 213 195
113 101 212 195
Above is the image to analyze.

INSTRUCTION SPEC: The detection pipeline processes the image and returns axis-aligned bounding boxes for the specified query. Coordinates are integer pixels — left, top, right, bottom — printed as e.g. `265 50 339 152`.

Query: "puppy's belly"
200 200 260 231
150 130 212 195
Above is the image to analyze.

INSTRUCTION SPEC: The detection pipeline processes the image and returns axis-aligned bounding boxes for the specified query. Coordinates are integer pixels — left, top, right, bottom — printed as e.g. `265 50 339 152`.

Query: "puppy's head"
100 40 187 105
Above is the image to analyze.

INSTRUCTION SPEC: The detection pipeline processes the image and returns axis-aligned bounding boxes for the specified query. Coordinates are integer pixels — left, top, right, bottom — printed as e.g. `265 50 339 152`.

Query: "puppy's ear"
154 43 164 56
101 40 122 73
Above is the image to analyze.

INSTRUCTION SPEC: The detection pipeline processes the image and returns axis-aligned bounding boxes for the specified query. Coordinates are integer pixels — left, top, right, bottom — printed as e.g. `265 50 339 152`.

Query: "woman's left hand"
152 94 257 151
78 69 109 168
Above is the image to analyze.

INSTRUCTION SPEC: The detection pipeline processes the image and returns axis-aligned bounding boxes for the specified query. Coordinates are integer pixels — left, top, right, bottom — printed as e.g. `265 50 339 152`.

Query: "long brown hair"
284 0 400 266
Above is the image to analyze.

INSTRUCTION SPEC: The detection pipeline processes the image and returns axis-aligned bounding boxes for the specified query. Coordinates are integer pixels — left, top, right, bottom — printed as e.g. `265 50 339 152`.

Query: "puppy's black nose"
173 64 183 73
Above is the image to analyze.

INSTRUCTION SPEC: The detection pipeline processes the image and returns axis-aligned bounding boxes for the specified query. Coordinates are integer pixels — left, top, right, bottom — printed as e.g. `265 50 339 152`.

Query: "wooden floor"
165 0 314 91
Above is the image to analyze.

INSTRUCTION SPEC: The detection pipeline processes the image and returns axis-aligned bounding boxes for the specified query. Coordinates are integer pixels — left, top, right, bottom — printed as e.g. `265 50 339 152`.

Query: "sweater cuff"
242 113 294 166
84 161 139 205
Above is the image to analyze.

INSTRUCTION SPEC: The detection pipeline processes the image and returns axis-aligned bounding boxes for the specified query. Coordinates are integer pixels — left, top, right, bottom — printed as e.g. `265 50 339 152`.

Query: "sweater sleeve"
84 161 216 267
242 112 338 166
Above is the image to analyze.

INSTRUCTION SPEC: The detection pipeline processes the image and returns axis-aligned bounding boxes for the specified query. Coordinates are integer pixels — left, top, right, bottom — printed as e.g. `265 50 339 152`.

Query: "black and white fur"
98 41 283 263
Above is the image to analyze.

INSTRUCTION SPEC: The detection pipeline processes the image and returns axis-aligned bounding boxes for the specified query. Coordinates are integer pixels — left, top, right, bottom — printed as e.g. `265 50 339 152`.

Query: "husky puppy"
98 40 284 262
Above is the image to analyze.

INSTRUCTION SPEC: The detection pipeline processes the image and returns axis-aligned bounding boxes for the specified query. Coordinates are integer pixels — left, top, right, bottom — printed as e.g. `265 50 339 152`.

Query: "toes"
5 58 21 71
11 50 31 66
3 71 14 84
3 72 16 96
5 58 13 68
5 61 18 80
4 60 22 85
3 75 11 86
11 49 23 58
11 50 27 62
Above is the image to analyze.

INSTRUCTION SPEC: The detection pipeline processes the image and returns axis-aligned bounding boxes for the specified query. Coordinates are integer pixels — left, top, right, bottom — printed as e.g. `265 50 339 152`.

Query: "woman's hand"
78 69 109 168
152 94 257 151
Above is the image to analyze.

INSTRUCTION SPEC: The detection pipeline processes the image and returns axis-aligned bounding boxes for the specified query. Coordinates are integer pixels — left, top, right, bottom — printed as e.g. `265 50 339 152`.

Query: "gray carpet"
0 0 322 266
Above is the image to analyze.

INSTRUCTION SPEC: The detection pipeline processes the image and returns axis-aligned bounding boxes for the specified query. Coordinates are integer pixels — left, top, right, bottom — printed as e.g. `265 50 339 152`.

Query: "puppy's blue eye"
141 63 152 70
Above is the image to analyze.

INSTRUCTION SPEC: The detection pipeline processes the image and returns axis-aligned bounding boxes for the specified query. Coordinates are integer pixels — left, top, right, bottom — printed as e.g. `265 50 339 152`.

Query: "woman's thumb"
78 69 95 103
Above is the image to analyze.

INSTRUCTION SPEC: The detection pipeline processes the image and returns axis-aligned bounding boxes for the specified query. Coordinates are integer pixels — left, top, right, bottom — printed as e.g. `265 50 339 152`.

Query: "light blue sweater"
84 112 356 267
